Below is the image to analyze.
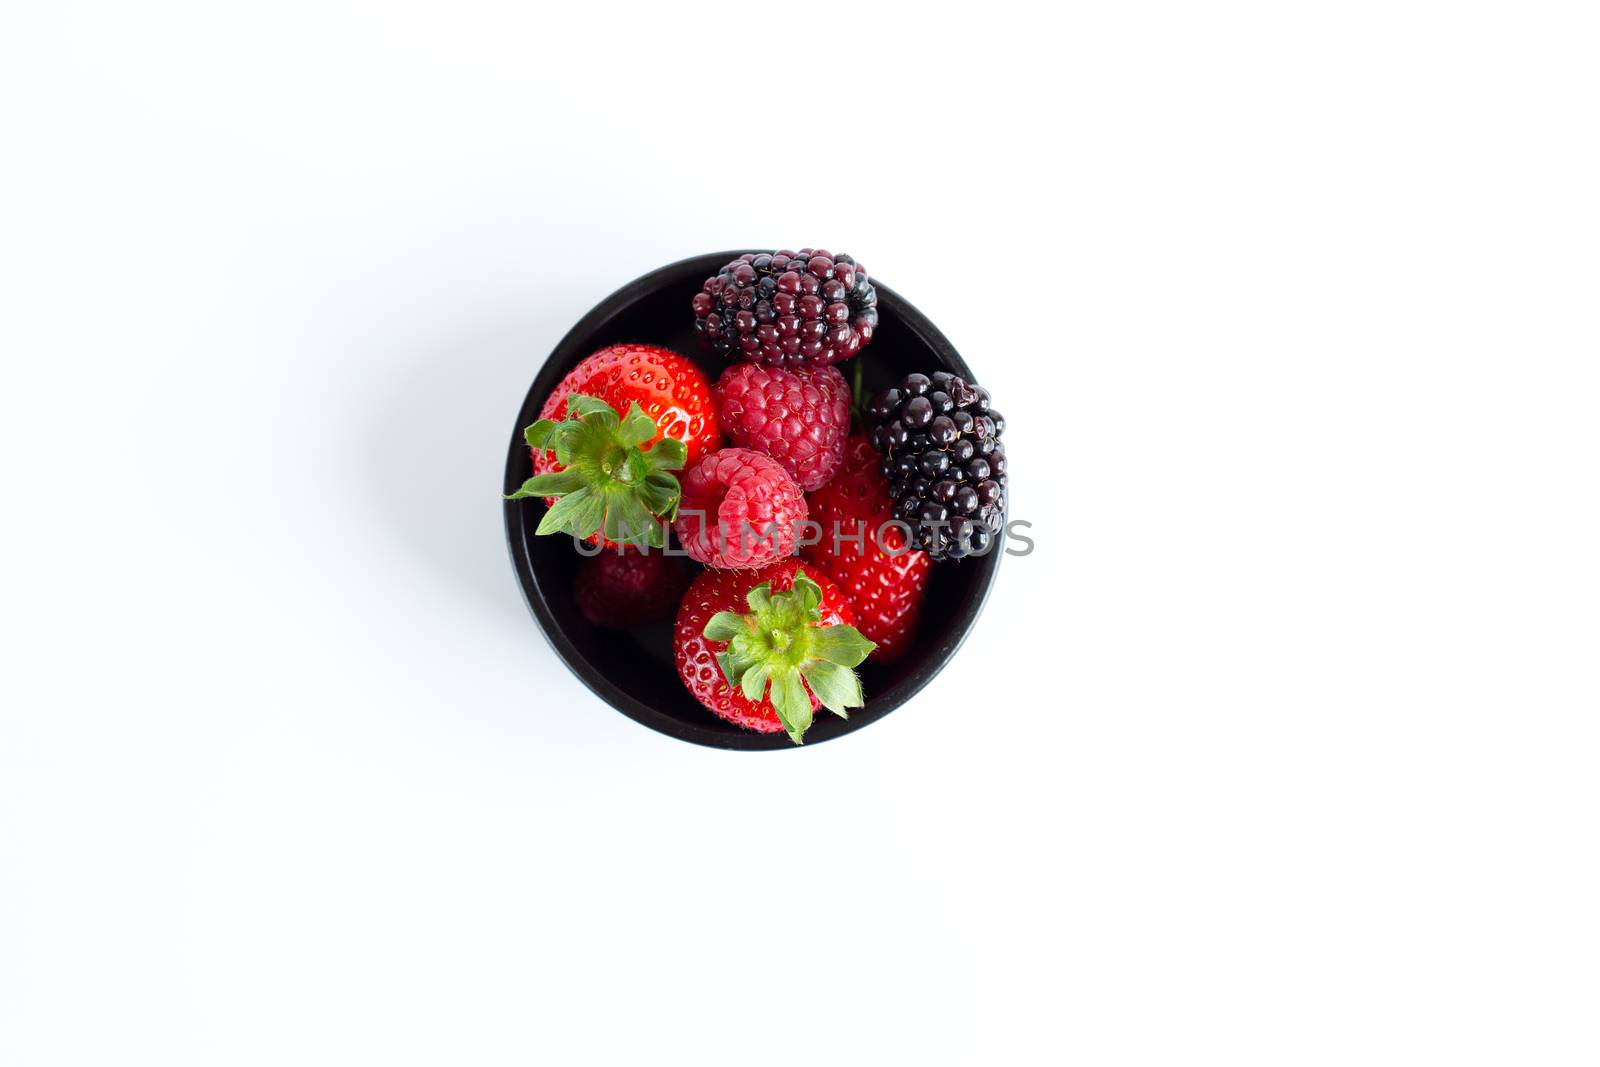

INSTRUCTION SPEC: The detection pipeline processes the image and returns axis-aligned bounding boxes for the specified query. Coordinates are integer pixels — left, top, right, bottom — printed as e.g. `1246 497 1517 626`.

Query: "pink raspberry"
712 363 851 491
673 448 808 569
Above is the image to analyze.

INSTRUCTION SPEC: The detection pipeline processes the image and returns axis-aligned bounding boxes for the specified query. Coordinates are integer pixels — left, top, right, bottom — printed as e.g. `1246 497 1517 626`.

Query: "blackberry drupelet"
866 371 1007 561
691 249 879 368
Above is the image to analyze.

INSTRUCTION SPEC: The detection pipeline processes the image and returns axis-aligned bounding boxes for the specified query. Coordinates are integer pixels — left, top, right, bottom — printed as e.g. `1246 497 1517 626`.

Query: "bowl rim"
502 250 1005 750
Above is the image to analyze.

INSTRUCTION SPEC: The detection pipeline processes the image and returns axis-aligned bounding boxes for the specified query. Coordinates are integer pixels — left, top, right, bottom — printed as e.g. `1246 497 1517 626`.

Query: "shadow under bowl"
504 251 1004 750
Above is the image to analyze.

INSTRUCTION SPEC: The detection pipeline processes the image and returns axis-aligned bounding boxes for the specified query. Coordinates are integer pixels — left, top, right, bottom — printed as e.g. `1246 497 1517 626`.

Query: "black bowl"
503 251 1004 750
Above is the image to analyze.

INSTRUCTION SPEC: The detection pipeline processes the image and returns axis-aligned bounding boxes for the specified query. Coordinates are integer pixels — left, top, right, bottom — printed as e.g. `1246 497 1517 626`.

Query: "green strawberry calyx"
506 394 687 548
702 569 877 745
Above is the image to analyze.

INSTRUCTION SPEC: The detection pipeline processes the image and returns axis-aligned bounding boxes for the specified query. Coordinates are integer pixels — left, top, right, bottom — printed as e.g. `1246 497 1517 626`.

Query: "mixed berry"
508 248 1007 744
692 250 878 368
713 362 851 491
574 549 691 629
866 371 1007 561
801 435 932 663
672 447 808 570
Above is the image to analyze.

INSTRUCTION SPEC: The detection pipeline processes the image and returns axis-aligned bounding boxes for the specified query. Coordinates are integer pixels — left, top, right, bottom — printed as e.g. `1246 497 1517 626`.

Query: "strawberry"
801 434 931 663
574 549 692 629
507 343 721 549
674 558 876 744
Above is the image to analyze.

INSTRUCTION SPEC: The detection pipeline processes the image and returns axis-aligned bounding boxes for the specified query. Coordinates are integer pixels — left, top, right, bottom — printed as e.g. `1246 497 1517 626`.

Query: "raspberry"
672 448 808 569
574 550 692 629
712 362 851 492
866 371 1008 561
691 249 878 368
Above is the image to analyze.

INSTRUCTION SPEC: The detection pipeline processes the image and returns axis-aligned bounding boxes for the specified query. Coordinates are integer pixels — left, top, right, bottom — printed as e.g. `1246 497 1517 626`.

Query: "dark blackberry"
691 249 879 368
867 371 1008 561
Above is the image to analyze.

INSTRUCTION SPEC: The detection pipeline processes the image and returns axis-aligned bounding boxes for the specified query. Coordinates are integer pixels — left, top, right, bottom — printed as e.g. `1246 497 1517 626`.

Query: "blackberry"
691 249 879 368
867 371 1006 561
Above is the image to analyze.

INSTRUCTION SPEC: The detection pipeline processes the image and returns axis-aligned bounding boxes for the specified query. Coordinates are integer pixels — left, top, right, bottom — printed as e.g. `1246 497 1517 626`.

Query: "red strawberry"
713 362 851 491
674 559 876 743
574 549 692 628
801 434 931 663
673 447 808 569
509 343 721 549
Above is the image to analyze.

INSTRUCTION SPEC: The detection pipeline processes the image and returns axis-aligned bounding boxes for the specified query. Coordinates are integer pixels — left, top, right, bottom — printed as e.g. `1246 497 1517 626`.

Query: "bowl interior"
504 252 1003 749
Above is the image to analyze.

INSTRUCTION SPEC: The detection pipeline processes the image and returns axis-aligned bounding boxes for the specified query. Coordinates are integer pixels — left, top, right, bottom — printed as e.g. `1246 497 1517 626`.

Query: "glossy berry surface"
867 371 1007 561
801 435 931 662
528 343 721 549
672 447 808 569
692 249 879 368
533 344 720 470
673 559 855 735
573 549 692 629
713 362 851 491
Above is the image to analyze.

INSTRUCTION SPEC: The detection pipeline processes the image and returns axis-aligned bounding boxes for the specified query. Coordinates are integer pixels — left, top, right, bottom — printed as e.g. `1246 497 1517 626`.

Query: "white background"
2 2 1597 1064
